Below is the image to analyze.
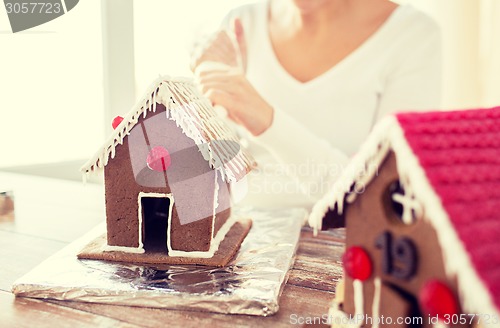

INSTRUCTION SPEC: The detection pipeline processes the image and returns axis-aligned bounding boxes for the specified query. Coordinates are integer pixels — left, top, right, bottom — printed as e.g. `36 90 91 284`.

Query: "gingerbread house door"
377 283 421 328
139 193 173 251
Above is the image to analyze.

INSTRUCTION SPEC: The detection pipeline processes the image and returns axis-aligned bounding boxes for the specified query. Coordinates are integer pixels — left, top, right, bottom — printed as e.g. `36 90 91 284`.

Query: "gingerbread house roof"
310 107 500 324
81 76 255 183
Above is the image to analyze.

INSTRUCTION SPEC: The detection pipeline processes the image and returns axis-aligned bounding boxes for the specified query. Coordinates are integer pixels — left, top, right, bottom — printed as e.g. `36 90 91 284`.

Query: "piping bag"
194 61 248 144
194 61 251 203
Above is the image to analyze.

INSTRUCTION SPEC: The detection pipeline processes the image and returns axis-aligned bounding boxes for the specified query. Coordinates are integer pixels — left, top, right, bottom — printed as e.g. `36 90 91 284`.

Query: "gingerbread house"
310 107 500 327
80 77 255 262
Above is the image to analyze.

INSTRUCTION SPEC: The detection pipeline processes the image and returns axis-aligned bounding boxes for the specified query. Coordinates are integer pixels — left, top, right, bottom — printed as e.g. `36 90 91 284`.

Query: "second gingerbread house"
311 107 500 327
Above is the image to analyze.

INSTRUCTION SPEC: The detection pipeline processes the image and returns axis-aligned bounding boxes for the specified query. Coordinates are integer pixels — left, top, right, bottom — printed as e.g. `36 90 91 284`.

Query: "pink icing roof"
396 107 500 310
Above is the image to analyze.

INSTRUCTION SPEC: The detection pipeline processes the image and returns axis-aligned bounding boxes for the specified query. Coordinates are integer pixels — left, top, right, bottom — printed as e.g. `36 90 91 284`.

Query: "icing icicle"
211 170 220 240
353 279 364 322
371 278 381 328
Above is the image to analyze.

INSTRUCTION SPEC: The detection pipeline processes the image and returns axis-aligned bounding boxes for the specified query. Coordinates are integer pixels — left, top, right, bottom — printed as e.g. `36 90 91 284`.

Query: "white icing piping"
310 115 500 324
81 77 169 178
309 117 394 235
80 76 255 183
167 214 239 258
371 278 381 328
163 81 253 182
353 279 364 321
392 188 422 224
211 171 220 240
327 278 378 328
122 189 235 259
104 245 145 254
138 191 173 253
328 301 362 328
106 191 173 254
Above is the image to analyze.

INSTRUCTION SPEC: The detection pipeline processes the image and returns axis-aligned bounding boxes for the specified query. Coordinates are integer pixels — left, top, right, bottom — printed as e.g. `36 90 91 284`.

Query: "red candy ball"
112 116 124 129
419 280 459 319
343 246 372 281
147 146 171 172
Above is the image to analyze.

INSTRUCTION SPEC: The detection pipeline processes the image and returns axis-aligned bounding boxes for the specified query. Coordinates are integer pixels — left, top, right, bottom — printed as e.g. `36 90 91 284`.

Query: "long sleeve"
196 2 443 209
253 107 350 201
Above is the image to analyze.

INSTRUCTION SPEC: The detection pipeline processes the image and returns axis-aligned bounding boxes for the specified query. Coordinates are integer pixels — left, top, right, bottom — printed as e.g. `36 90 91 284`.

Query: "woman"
192 0 442 208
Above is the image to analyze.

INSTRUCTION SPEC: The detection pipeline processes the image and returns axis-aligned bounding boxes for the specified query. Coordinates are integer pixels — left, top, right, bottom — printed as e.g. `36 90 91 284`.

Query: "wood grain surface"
0 172 344 327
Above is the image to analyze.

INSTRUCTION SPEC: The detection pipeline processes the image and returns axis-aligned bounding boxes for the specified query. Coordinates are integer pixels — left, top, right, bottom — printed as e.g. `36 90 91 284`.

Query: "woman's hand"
197 66 274 136
193 19 270 135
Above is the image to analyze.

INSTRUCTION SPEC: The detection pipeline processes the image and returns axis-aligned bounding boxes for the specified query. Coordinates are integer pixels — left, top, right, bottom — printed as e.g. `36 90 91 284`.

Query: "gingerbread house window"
383 180 421 225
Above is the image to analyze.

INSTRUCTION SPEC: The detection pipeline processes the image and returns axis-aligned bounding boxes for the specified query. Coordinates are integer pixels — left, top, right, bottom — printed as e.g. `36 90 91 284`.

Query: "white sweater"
222 2 442 209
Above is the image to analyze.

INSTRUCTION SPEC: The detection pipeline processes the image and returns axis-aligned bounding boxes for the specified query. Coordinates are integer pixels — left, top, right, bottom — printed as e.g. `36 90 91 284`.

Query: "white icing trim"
392 192 421 225
211 171 220 240
353 279 364 320
138 192 174 251
174 171 238 259
310 115 500 323
308 118 393 234
106 191 167 254
104 245 145 254
81 77 169 176
328 300 362 328
167 214 238 258
104 182 235 259
371 278 381 328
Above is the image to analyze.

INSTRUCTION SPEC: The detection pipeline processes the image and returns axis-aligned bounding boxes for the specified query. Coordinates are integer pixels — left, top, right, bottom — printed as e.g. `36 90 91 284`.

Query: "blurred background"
1 0 499 181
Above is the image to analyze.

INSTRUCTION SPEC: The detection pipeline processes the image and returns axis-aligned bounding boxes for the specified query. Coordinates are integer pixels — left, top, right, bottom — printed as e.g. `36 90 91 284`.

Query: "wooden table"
0 171 345 327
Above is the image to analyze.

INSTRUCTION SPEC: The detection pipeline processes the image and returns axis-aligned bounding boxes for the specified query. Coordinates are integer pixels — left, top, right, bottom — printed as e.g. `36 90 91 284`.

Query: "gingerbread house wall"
213 171 231 236
342 152 464 327
104 106 217 252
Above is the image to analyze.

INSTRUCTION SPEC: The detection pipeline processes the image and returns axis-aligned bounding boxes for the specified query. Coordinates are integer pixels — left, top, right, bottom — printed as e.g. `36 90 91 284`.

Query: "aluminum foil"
12 207 306 316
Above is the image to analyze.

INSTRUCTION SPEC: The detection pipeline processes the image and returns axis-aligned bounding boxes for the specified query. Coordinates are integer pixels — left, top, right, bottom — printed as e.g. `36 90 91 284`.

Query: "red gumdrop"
112 116 124 129
147 146 171 172
343 246 372 281
419 280 459 319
